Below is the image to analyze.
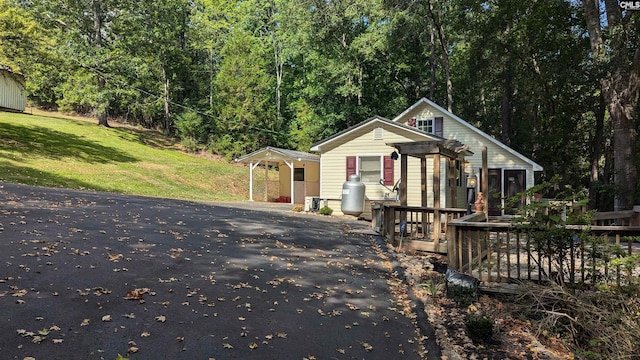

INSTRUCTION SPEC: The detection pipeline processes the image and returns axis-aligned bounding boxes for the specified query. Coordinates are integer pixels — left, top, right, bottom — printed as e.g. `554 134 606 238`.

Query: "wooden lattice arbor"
384 140 472 250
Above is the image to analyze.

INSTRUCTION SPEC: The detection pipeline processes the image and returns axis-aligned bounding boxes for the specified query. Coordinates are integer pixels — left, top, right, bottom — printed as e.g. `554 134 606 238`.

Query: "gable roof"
393 98 543 171
310 115 442 152
236 146 319 164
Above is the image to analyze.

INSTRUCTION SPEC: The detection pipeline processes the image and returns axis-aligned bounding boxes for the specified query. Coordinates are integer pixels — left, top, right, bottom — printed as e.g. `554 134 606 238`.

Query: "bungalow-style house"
0 66 27 112
310 98 543 217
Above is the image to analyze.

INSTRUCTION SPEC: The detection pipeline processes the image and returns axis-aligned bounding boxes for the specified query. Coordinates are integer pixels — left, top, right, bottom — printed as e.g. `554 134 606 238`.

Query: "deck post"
421 157 428 237
446 221 458 269
433 154 441 242
482 147 488 220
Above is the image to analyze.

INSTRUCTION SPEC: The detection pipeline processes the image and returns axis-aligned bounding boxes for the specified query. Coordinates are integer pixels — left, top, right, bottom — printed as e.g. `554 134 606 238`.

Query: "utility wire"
77 63 285 136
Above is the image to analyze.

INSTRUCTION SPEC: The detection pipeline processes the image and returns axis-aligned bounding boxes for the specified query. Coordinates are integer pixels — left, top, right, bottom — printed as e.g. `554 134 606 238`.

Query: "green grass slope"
0 110 249 201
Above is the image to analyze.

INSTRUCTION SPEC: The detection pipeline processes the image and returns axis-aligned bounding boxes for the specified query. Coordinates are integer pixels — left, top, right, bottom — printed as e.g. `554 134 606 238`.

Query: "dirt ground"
394 249 575 360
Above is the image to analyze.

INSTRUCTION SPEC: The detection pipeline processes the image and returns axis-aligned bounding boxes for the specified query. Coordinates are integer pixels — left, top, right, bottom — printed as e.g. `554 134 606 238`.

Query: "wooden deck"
374 204 466 253
377 205 640 286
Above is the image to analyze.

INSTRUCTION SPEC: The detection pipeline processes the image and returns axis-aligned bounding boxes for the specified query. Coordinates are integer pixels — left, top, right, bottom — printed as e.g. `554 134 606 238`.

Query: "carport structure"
236 146 320 204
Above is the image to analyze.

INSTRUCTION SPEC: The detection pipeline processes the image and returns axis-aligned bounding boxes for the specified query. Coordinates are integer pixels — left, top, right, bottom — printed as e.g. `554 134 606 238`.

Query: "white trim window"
416 118 434 133
346 155 394 185
359 155 381 183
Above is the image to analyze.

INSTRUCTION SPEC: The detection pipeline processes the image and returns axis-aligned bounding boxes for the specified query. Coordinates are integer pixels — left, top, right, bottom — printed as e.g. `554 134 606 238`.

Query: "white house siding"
0 69 26 112
319 123 433 216
396 101 539 213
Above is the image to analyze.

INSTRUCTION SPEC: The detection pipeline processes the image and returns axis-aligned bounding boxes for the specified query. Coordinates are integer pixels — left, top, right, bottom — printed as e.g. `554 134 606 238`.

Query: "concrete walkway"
0 183 438 359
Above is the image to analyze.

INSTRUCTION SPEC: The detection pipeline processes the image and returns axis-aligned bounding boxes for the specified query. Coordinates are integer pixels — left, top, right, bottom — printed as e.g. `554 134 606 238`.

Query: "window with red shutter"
383 156 394 185
346 156 356 180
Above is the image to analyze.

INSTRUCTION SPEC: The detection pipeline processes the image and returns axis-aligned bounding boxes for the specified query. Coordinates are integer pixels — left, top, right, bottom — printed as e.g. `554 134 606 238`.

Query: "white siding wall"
0 70 26 112
319 123 431 215
404 104 535 189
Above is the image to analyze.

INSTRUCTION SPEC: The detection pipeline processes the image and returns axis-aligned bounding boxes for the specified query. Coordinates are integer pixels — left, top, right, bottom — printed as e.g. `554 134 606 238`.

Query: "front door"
487 169 502 216
504 170 526 215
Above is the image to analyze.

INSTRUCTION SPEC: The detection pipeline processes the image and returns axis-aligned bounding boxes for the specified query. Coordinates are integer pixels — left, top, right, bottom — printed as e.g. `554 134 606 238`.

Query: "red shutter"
346 156 357 180
434 117 443 137
383 156 394 185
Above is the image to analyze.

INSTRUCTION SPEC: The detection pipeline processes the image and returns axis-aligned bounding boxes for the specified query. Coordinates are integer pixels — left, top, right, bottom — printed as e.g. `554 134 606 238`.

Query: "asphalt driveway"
0 183 432 359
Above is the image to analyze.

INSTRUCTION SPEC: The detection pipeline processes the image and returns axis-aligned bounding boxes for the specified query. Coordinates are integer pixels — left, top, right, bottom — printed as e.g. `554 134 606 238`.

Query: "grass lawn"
0 110 250 201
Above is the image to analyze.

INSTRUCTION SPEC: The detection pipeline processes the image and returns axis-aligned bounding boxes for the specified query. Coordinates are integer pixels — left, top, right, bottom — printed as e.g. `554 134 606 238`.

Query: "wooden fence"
376 204 467 253
447 211 640 285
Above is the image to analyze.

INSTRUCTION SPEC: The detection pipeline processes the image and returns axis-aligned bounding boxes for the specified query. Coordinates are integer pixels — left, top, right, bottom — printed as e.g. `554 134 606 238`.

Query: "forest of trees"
0 0 638 210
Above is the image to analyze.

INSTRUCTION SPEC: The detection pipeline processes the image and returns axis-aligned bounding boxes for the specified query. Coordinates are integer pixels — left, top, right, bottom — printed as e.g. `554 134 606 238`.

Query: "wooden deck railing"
376 205 467 253
447 212 640 285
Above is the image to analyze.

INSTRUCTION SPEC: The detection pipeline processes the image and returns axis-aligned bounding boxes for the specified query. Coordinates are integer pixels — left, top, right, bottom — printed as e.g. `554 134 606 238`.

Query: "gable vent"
373 127 384 140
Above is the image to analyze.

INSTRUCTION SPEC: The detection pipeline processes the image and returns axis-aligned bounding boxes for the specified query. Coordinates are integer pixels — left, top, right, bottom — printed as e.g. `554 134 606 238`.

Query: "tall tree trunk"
162 65 171 133
500 61 513 146
589 94 605 209
584 0 640 210
92 0 109 127
429 24 436 100
273 40 283 123
427 0 452 111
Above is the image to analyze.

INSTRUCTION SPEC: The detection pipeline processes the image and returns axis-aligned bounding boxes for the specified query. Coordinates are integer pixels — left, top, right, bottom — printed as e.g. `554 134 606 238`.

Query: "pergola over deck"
383 140 472 252
388 139 472 208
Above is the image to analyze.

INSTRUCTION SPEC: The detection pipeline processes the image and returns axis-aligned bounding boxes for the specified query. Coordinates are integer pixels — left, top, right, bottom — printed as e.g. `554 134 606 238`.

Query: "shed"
236 147 320 204
0 66 26 112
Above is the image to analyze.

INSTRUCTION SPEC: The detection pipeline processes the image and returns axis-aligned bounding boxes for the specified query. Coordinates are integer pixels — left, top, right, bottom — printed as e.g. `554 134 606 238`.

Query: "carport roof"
236 146 319 164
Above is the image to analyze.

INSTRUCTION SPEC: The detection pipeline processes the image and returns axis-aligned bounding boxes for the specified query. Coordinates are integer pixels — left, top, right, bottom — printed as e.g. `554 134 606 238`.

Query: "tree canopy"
3 0 639 210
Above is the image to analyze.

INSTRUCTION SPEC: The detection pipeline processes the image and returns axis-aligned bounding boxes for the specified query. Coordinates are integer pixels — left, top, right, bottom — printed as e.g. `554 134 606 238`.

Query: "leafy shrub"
180 137 199 153
465 314 494 343
318 206 333 216
174 110 203 145
207 134 245 162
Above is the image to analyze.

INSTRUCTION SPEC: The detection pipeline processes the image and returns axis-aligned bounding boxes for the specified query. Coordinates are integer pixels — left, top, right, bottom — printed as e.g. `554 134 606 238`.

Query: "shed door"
293 168 305 204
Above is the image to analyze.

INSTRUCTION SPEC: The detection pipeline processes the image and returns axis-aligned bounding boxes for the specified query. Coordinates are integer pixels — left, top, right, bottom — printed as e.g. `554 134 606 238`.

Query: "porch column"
433 154 441 242
449 158 457 207
400 154 408 206
482 146 488 219
421 156 428 240
264 161 268 201
433 154 440 208
421 157 427 207
249 160 262 201
283 159 294 204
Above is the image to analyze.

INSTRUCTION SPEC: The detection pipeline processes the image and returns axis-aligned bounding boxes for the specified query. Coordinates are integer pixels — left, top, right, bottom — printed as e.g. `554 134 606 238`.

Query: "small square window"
416 118 433 133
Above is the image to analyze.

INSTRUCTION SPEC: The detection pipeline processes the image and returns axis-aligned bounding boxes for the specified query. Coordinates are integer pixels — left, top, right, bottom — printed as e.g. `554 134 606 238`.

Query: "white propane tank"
341 174 366 216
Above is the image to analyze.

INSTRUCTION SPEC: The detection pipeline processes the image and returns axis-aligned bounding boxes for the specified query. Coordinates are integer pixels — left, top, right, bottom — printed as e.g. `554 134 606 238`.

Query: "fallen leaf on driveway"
108 253 122 262
155 315 166 323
